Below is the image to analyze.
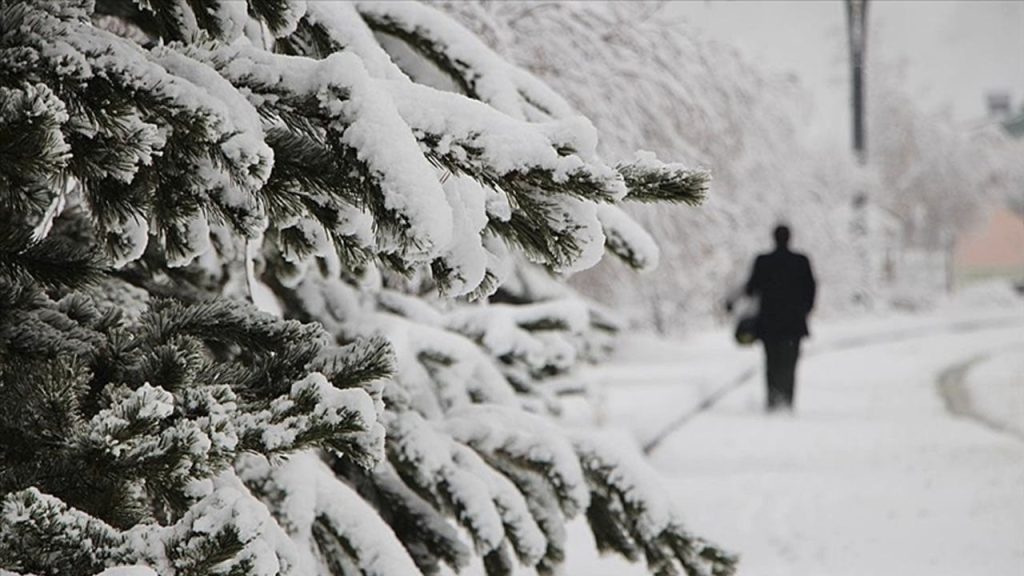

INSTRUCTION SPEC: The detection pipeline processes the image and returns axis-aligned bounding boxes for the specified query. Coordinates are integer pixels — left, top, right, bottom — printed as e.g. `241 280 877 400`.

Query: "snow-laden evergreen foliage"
0 1 733 575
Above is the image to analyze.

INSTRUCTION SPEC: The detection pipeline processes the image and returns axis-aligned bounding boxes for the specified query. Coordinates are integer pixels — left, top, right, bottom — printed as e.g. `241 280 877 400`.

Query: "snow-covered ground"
963 350 1024 439
566 283 1024 575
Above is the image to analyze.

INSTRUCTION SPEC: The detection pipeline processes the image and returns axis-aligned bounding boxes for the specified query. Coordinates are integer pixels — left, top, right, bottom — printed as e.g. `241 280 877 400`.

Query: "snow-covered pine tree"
0 1 734 575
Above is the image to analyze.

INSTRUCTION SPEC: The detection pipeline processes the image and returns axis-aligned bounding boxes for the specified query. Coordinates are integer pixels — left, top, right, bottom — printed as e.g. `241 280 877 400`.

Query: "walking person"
743 224 816 412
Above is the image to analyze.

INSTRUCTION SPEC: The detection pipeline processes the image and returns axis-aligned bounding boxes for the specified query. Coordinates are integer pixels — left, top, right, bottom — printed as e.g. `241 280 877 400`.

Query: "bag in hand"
727 291 759 346
734 315 758 346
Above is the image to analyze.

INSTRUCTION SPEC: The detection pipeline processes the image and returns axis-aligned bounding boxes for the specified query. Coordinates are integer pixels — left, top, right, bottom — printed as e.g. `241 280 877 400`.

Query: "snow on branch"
2 1 272 266
238 452 423 575
445 405 590 517
384 80 624 203
347 0 708 273
0 279 396 573
371 308 519 416
598 204 661 271
0 483 297 576
574 432 738 576
355 0 575 121
445 298 589 393
332 457 473 573
236 372 385 467
385 411 510 556
291 2 408 80
185 39 454 263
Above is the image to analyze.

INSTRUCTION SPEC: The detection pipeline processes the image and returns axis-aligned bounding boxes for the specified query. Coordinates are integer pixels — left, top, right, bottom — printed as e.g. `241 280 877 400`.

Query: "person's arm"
803 256 816 313
744 256 762 297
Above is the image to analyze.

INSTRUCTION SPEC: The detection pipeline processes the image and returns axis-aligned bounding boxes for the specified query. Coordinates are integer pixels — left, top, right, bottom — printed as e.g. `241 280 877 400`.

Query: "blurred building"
954 207 1024 288
954 94 1024 290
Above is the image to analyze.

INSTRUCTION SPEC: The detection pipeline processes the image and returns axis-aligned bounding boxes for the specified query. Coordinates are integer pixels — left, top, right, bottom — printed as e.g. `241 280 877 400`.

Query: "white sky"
669 0 1024 145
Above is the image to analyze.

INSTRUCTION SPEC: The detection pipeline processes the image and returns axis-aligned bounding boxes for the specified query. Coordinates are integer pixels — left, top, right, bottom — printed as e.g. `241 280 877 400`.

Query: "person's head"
773 224 791 250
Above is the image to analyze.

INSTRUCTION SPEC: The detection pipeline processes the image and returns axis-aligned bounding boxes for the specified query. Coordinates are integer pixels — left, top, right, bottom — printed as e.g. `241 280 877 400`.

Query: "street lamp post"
846 0 872 304
846 0 869 166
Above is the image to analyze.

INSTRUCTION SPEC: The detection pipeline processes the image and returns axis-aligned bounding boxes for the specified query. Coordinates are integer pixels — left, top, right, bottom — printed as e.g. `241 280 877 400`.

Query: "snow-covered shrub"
0 1 733 575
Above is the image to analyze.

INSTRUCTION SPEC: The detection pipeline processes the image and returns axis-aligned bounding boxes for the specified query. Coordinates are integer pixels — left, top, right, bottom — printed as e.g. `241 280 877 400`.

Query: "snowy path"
566 303 1024 575
656 322 1024 576
642 313 1024 454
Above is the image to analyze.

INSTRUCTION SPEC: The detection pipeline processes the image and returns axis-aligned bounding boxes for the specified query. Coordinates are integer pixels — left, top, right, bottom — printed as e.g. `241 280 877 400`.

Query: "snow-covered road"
567 296 1024 575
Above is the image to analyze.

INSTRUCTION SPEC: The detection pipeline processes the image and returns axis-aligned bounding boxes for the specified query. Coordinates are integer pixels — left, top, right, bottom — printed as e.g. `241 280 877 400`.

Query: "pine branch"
139 298 326 357
261 127 365 220
246 0 305 37
0 216 104 290
275 13 342 60
358 9 477 99
355 1 572 120
406 107 624 205
0 489 124 576
574 437 738 576
599 204 660 271
488 197 584 272
331 456 472 574
312 335 396 390
0 83 71 221
617 157 710 206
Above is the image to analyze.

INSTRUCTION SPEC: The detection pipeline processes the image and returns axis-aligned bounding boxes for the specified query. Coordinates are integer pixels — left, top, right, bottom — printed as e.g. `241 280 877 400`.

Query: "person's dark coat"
744 248 816 341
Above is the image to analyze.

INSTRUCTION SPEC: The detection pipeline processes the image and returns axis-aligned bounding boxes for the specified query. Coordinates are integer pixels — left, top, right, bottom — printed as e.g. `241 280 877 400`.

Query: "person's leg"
763 340 783 411
779 339 800 409
792 339 802 407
